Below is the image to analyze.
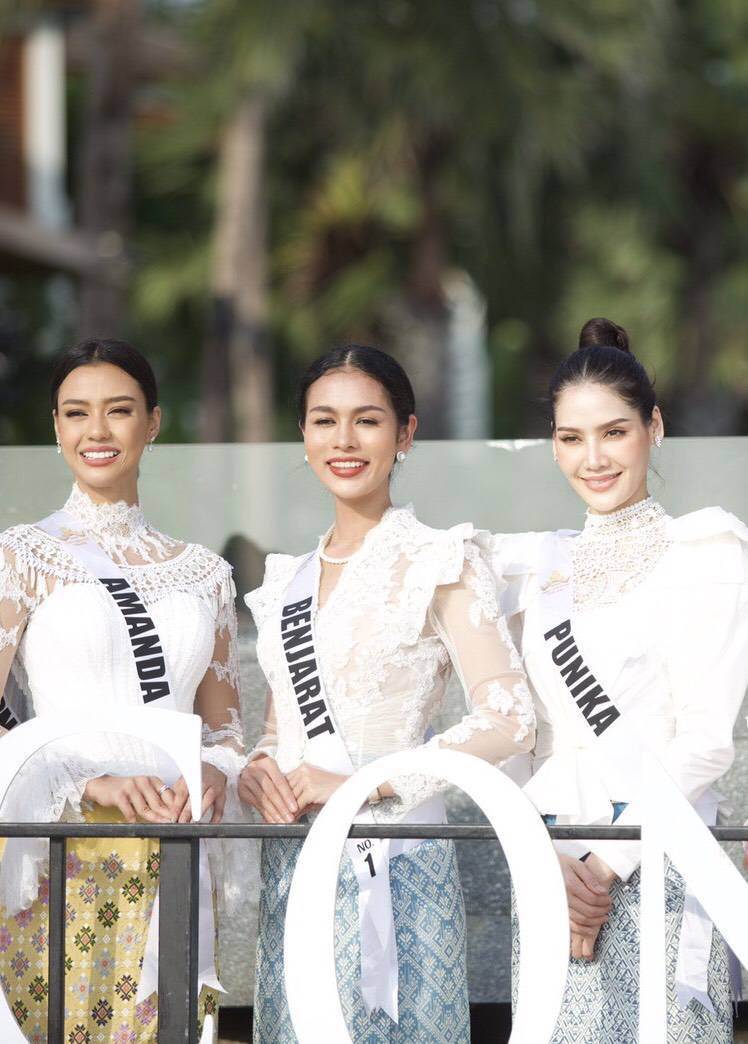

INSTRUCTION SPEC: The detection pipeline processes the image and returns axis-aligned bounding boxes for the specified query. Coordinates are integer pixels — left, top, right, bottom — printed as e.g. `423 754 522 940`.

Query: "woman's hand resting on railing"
84 774 177 824
558 853 614 961
239 754 299 823
83 763 228 825
238 756 350 823
168 762 228 824
286 762 347 816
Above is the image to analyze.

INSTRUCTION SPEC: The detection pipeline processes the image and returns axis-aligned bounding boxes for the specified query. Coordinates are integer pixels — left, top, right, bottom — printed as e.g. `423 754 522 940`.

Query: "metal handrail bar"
3 821 747 1040
1 822 747 840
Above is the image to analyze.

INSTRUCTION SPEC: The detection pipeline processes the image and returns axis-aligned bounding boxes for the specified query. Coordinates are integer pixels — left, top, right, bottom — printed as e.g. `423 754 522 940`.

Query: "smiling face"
552 381 663 514
302 367 416 509
53 362 160 503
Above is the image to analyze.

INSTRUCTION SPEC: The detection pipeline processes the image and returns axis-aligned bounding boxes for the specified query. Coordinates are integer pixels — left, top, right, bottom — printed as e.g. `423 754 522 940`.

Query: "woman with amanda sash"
479 317 748 1042
239 344 535 1043
0 339 247 1042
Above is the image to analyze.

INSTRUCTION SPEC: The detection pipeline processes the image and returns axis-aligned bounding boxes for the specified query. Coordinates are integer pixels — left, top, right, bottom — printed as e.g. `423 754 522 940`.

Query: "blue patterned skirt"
511 860 733 1043
254 837 470 1044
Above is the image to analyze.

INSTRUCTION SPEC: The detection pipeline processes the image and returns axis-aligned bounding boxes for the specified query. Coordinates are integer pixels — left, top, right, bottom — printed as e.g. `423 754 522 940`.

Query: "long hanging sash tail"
280 551 445 1022
36 510 222 1001
538 533 720 1014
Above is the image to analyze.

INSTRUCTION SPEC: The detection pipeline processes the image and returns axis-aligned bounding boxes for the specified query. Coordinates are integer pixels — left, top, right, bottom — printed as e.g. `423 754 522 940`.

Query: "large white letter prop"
640 753 748 1043
285 749 569 1044
0 710 203 1042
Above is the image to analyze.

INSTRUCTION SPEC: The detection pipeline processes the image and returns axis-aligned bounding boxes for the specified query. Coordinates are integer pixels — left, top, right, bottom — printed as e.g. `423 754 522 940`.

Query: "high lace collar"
64 483 147 541
581 495 667 537
572 496 670 609
61 484 178 563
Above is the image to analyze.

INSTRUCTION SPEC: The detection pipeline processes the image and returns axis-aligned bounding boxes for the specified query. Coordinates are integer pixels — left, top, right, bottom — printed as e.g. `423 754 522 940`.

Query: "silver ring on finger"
158 784 172 796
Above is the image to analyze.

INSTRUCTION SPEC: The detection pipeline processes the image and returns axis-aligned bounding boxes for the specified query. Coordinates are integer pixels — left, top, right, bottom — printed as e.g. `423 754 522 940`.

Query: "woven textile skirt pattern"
0 805 218 1044
254 836 470 1044
511 859 733 1043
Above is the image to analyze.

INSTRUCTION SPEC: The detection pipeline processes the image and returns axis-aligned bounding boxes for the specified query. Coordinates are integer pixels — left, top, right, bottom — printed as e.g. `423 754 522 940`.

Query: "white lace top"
245 505 535 818
0 484 246 912
479 501 748 879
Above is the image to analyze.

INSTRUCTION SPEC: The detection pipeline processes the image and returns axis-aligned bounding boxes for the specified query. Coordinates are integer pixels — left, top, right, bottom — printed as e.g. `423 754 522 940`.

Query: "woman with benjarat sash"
239 344 535 1043
479 318 748 1042
0 339 247 1041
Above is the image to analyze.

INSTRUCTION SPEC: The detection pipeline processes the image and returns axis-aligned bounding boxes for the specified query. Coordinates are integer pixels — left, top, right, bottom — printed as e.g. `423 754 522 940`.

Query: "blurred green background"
1 0 746 446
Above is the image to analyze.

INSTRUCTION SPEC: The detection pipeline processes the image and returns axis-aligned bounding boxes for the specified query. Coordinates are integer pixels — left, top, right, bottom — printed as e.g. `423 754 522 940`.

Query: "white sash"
537 531 726 1012
36 509 223 1012
38 510 176 708
281 551 445 1022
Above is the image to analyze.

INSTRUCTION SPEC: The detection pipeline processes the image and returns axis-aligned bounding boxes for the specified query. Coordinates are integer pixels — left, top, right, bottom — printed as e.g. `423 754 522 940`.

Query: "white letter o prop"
285 749 568 1043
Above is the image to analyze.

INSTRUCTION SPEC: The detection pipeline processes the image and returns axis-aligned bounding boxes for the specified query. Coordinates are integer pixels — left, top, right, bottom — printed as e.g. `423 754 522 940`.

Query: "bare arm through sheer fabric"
388 542 535 812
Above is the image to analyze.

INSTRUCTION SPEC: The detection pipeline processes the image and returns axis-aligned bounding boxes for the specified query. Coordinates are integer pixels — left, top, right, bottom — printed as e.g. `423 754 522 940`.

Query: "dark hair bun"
548 316 654 426
578 317 631 354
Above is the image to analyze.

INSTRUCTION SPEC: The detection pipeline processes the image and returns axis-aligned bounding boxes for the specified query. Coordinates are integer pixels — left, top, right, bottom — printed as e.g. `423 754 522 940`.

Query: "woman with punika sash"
478 317 748 1043
239 344 535 1043
0 339 248 1043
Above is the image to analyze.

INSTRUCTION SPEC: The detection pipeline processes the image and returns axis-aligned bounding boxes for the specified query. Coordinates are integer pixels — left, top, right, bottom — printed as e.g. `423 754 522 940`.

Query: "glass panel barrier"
1 439 746 1006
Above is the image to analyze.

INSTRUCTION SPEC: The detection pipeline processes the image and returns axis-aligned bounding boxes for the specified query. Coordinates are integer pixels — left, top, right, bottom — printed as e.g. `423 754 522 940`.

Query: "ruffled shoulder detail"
244 552 299 628
661 507 748 586
473 529 557 577
667 506 748 545
473 529 565 617
399 513 476 587
370 512 485 644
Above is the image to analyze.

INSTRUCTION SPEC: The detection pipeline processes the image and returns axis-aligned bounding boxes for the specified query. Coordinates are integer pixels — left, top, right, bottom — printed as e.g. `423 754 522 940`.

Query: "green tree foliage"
2 0 746 441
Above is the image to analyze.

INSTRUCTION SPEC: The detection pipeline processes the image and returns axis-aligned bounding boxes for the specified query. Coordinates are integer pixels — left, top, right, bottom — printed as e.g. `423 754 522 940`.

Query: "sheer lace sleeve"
389 540 535 810
247 689 279 762
196 564 246 792
194 565 259 917
0 545 32 734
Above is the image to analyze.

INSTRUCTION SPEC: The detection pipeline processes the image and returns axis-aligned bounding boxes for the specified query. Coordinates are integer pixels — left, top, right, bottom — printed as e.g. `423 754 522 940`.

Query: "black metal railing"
1 821 747 1041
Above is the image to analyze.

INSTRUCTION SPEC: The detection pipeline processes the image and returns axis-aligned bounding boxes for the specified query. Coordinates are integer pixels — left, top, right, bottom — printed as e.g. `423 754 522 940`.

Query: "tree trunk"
203 92 272 443
669 141 737 434
76 0 137 339
386 149 450 438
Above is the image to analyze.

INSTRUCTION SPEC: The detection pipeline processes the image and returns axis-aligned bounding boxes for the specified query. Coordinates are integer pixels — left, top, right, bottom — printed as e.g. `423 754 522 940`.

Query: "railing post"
158 837 200 1041
47 836 67 1041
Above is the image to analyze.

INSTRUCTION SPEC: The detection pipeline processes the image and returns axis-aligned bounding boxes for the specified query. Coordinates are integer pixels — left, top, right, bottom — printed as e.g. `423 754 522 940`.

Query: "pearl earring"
396 451 406 463
304 454 309 464
147 440 154 453
655 435 663 448
56 442 61 455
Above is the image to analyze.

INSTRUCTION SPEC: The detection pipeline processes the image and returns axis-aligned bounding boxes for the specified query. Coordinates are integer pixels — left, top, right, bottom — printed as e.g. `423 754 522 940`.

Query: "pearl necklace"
318 547 352 565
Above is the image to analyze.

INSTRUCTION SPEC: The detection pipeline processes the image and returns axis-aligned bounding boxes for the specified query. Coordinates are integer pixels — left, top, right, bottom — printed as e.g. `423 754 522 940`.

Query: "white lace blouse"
479 500 748 880
0 484 246 912
245 505 535 818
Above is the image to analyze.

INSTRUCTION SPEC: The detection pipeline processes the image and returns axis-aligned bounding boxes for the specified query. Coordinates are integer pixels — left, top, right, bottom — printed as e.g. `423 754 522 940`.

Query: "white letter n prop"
640 753 748 1043
284 749 569 1044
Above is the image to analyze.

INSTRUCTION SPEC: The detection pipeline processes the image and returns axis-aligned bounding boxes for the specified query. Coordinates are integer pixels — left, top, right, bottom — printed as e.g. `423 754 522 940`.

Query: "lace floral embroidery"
0 624 20 652
251 506 535 816
62 483 180 563
202 706 245 750
572 497 670 609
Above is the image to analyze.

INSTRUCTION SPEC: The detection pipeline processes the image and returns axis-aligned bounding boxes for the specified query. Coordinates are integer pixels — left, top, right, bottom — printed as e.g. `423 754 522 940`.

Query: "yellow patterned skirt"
0 806 218 1043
